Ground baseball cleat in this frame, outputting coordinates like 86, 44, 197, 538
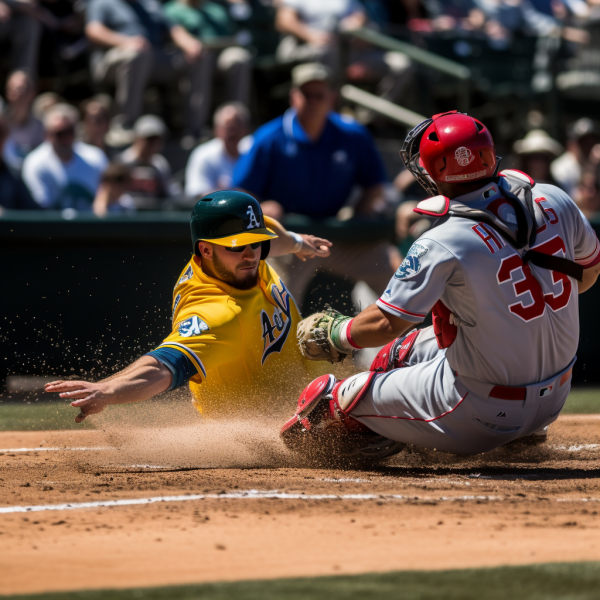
280, 372, 406, 461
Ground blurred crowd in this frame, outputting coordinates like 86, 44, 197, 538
2, 0, 600, 305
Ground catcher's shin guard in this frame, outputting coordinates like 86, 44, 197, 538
280, 372, 405, 460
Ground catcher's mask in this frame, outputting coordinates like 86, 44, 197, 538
401, 111, 500, 196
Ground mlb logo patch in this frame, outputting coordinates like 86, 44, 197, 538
539, 385, 553, 397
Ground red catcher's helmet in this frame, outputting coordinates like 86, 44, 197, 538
401, 111, 497, 196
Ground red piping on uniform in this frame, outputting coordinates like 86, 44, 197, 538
377, 299, 426, 319
357, 393, 468, 422
576, 240, 599, 261
577, 238, 600, 268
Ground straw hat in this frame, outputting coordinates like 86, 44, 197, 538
513, 130, 563, 156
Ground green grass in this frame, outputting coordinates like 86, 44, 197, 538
561, 388, 600, 414
0, 388, 599, 432
4, 562, 600, 600
0, 401, 93, 431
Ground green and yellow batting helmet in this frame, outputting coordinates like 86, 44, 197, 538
190, 190, 277, 258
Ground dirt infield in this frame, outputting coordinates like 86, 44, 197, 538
1, 415, 600, 596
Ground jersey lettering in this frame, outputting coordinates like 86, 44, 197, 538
172, 293, 181, 321
535, 197, 558, 225
471, 223, 505, 254
496, 234, 572, 322
260, 281, 292, 364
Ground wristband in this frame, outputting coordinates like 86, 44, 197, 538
289, 231, 303, 253
331, 318, 362, 353
339, 318, 362, 350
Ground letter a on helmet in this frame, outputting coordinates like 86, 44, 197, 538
400, 111, 498, 196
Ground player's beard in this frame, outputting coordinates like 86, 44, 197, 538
212, 251, 260, 290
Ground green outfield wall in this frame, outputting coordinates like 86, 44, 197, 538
0, 211, 598, 389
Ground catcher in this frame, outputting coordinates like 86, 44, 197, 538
45, 191, 330, 420
282, 111, 600, 458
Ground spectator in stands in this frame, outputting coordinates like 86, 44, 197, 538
275, 0, 366, 67
32, 92, 64, 121
2, 70, 44, 172
163, 0, 252, 133
275, 0, 412, 112
0, 114, 38, 210
79, 96, 111, 156
22, 103, 108, 210
185, 101, 250, 198
573, 164, 600, 218
473, 0, 560, 46
85, 0, 203, 145
92, 162, 135, 215
233, 62, 393, 308
513, 129, 563, 185
0, 1, 42, 76
552, 118, 600, 197
114, 115, 180, 201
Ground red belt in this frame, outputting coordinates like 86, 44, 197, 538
489, 368, 573, 401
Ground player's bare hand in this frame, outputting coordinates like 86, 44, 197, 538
295, 235, 332, 262
45, 380, 112, 423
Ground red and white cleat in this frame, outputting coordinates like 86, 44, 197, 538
280, 372, 405, 461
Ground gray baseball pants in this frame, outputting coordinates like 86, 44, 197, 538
352, 327, 574, 455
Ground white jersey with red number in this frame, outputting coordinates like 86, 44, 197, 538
377, 173, 600, 386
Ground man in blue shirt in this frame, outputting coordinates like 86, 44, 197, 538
233, 63, 394, 310
233, 62, 387, 218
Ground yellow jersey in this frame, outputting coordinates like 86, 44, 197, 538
148, 256, 325, 417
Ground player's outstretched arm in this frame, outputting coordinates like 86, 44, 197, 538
264, 216, 332, 261
578, 262, 600, 294
44, 356, 172, 423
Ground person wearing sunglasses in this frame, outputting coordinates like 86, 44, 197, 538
46, 190, 333, 422
22, 103, 108, 210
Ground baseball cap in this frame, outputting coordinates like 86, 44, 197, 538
291, 63, 333, 88
134, 115, 166, 138
513, 130, 563, 157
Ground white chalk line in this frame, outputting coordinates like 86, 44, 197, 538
0, 491, 503, 514
552, 444, 600, 451
0, 447, 110, 453
2, 490, 600, 515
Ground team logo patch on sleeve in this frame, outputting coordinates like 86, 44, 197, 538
394, 243, 429, 279
178, 315, 210, 337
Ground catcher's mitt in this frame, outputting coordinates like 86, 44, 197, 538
296, 306, 353, 363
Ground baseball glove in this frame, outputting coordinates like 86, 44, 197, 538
296, 305, 353, 363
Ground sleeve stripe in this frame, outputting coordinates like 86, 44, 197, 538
158, 342, 207, 378
377, 298, 427, 318
575, 237, 600, 267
